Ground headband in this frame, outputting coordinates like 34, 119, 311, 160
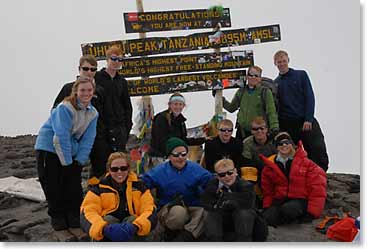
169, 96, 185, 104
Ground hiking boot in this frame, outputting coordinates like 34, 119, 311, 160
171, 230, 195, 242
66, 213, 80, 228
68, 228, 89, 241
51, 217, 68, 231
52, 229, 77, 242
163, 228, 178, 242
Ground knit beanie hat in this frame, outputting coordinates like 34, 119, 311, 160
274, 132, 294, 145
166, 137, 188, 156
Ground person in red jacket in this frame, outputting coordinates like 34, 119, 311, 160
259, 132, 327, 226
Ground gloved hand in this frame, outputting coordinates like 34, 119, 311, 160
168, 194, 185, 208
220, 199, 239, 211
73, 160, 83, 167
268, 128, 280, 140
103, 222, 137, 242
212, 89, 217, 97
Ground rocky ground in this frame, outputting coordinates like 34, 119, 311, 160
0, 135, 360, 242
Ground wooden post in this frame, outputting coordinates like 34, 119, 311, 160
136, 0, 152, 113
136, 0, 153, 132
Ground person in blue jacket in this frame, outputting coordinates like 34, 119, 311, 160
141, 137, 213, 241
273, 50, 329, 172
35, 76, 98, 233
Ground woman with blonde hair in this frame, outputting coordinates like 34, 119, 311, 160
80, 152, 156, 241
150, 92, 206, 165
260, 132, 327, 226
35, 76, 98, 233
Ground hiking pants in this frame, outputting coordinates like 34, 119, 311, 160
36, 150, 83, 220
263, 199, 307, 226
279, 117, 329, 172
89, 137, 111, 180
204, 209, 256, 241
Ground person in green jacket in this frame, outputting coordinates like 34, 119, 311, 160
222, 65, 279, 141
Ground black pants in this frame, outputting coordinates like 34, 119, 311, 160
36, 150, 83, 221
204, 209, 256, 241
263, 199, 307, 226
89, 137, 111, 179
279, 117, 329, 172
89, 126, 129, 179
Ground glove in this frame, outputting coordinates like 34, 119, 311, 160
220, 199, 239, 211
103, 222, 137, 242
212, 89, 217, 97
168, 194, 185, 208
268, 128, 280, 140
73, 160, 83, 167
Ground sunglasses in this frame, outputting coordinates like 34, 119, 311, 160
110, 56, 124, 62
110, 165, 129, 172
81, 66, 97, 72
251, 126, 266, 131
247, 73, 260, 78
276, 139, 292, 147
171, 151, 188, 158
216, 169, 235, 178
219, 128, 233, 133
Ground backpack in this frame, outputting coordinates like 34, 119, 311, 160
236, 77, 278, 128
260, 77, 278, 112
326, 217, 358, 242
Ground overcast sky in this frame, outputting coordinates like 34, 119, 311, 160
0, 0, 361, 174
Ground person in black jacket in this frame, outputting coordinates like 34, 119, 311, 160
204, 119, 244, 173
200, 159, 257, 241
52, 55, 106, 185
90, 45, 133, 183
149, 93, 205, 166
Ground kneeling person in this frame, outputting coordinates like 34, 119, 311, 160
80, 152, 157, 241
201, 159, 257, 241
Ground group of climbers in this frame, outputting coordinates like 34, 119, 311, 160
34, 48, 329, 241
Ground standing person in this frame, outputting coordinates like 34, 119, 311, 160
218, 65, 279, 141
35, 76, 98, 237
204, 119, 244, 173
273, 50, 329, 172
53, 55, 100, 108
149, 93, 206, 166
200, 159, 257, 241
80, 152, 156, 242
92, 45, 133, 180
141, 137, 213, 241
259, 132, 327, 226
52, 55, 106, 185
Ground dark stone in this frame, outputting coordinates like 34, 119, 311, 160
0, 231, 8, 240
0, 195, 21, 210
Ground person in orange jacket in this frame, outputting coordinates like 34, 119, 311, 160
80, 152, 157, 241
259, 132, 327, 226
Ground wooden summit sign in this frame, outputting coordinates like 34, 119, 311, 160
119, 50, 253, 78
127, 69, 246, 96
81, 24, 281, 59
123, 8, 231, 33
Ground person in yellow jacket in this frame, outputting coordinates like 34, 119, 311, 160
80, 152, 157, 241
